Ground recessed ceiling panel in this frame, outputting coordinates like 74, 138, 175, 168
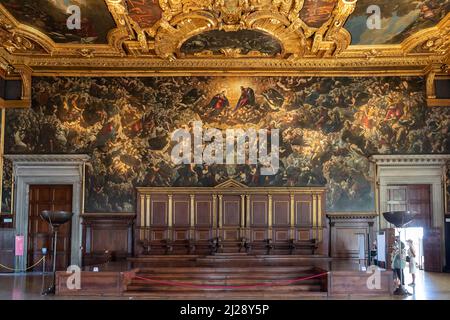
1, 0, 116, 44
180, 29, 283, 57
346, 0, 450, 45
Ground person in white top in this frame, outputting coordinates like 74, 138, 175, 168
406, 239, 417, 287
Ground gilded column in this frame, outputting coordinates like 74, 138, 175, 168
190, 194, 195, 238
290, 193, 295, 239
268, 194, 273, 228
212, 194, 217, 237
317, 193, 322, 242
218, 195, 223, 229
240, 195, 245, 228
240, 194, 246, 238
146, 194, 151, 240
140, 194, 145, 239
312, 194, 317, 240
246, 195, 251, 228
168, 194, 173, 240
245, 194, 252, 239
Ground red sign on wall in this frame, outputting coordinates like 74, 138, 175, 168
15, 235, 24, 256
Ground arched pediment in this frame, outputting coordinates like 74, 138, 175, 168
214, 179, 248, 189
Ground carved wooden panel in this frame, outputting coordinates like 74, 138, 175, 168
252, 230, 267, 241
223, 197, 240, 226
174, 230, 189, 241
298, 230, 311, 241
196, 200, 212, 226
274, 200, 289, 226
196, 230, 212, 241
224, 230, 239, 240
251, 195, 268, 227
152, 230, 166, 241
274, 230, 289, 241
173, 199, 189, 226
151, 201, 167, 226
82, 213, 134, 266
296, 198, 312, 226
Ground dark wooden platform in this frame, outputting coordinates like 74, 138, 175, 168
55, 255, 394, 298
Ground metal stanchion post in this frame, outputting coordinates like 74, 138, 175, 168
41, 248, 47, 295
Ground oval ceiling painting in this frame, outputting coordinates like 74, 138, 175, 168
180, 30, 283, 57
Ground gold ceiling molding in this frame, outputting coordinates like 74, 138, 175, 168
0, 1, 448, 75
0, 10, 41, 54
106, 0, 357, 60
0, 60, 32, 108
11, 55, 443, 77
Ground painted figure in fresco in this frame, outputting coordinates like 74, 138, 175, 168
94, 121, 117, 148
127, 0, 163, 28
385, 93, 405, 121
208, 90, 230, 115
262, 88, 284, 110
78, 18, 99, 44
234, 86, 256, 112
420, 0, 443, 22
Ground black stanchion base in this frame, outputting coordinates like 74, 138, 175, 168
393, 286, 411, 296
41, 284, 55, 296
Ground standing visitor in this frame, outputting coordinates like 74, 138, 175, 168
406, 239, 417, 287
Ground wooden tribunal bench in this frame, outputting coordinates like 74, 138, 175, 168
135, 179, 327, 256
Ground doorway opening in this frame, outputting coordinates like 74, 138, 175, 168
395, 227, 424, 270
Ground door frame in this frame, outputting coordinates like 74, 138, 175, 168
5, 154, 89, 272
370, 154, 450, 271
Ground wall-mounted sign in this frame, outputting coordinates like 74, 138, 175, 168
15, 235, 24, 256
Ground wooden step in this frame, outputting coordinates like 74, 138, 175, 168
129, 255, 200, 261
134, 266, 321, 273
129, 278, 322, 286
212, 252, 249, 256
131, 273, 321, 280
126, 283, 323, 292
122, 291, 328, 299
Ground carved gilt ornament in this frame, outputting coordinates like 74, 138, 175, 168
0, 1, 448, 74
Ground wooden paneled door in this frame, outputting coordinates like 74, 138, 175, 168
423, 228, 442, 272
28, 185, 72, 271
386, 184, 440, 271
386, 185, 431, 228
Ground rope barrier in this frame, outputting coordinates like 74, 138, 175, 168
133, 271, 329, 289
0, 256, 45, 272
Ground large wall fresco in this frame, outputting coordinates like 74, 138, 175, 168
346, 0, 450, 45
1, 159, 12, 213
2, 76, 450, 213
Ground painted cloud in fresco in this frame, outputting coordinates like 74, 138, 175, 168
3, 76, 450, 213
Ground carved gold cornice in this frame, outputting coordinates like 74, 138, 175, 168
327, 212, 378, 221
0, 2, 449, 75
104, 0, 357, 60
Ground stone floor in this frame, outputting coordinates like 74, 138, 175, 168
0, 269, 449, 300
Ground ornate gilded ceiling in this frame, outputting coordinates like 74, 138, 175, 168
0, 0, 449, 75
